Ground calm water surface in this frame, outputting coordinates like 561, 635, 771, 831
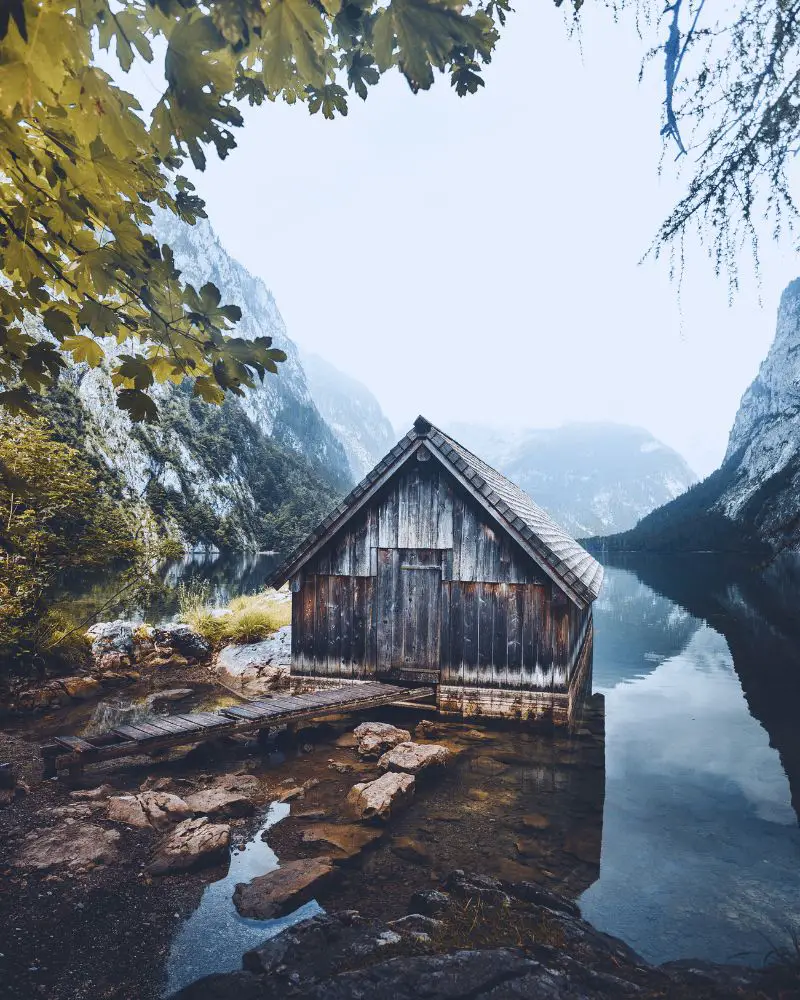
583, 556, 800, 964
53, 551, 800, 973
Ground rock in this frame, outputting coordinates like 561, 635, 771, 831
148, 817, 230, 875
295, 809, 327, 821
386, 913, 444, 941
170, 972, 264, 1000
214, 773, 261, 796
94, 651, 132, 674
242, 911, 400, 981
278, 786, 305, 802
145, 687, 194, 709
353, 722, 412, 758
301, 823, 383, 859
14, 822, 120, 871
407, 889, 453, 917
232, 857, 336, 918
107, 791, 192, 830
390, 836, 432, 865
214, 628, 291, 693
14, 682, 65, 713
520, 812, 550, 831
60, 676, 102, 700
471, 755, 509, 774
107, 794, 150, 828
70, 784, 114, 801
328, 759, 355, 774
514, 837, 550, 859
444, 870, 510, 908
185, 787, 255, 818
48, 802, 103, 819
346, 772, 415, 822
504, 881, 580, 918
86, 620, 136, 657
378, 742, 449, 774
152, 623, 211, 661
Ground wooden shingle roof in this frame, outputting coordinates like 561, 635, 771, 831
268, 416, 604, 608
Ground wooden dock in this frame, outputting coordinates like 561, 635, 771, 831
40, 682, 434, 779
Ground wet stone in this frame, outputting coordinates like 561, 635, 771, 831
184, 787, 255, 819
301, 823, 384, 859
148, 817, 231, 875
378, 742, 449, 775
346, 772, 415, 822
232, 857, 337, 919
353, 722, 412, 759
391, 836, 433, 866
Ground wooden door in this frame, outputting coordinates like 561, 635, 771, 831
376, 548, 442, 684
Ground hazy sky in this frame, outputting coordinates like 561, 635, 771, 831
127, 4, 798, 477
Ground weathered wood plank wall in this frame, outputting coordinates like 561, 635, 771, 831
290, 461, 592, 702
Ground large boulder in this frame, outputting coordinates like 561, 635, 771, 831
107, 791, 192, 831
353, 722, 411, 759
13, 822, 120, 871
214, 626, 291, 694
378, 742, 450, 775
346, 772, 415, 822
232, 857, 337, 919
152, 623, 211, 661
86, 620, 136, 657
147, 816, 230, 875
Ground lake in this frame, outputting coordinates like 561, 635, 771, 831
56, 550, 800, 971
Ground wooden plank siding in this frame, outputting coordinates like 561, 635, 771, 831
287, 457, 593, 719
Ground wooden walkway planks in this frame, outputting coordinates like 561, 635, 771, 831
40, 682, 434, 778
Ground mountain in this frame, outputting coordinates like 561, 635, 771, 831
301, 352, 395, 480
599, 279, 800, 555
34, 211, 356, 553
448, 422, 696, 537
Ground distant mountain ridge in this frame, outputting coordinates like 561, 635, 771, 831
447, 422, 697, 537
597, 279, 800, 555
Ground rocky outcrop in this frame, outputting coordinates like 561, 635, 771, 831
147, 816, 231, 875
353, 722, 411, 759
378, 742, 449, 774
173, 872, 789, 1000
346, 772, 415, 822
232, 857, 337, 919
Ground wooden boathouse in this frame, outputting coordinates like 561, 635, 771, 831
268, 417, 604, 723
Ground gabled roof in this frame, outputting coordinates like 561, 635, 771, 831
268, 416, 604, 608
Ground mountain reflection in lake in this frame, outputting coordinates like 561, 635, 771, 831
582, 557, 800, 966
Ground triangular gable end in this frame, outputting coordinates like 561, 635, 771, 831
267, 416, 603, 609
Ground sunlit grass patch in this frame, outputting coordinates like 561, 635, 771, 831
178, 584, 291, 647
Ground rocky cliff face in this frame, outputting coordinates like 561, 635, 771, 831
449, 423, 696, 537
301, 352, 395, 480
36, 211, 356, 552
601, 279, 800, 554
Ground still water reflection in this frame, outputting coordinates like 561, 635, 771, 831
582, 558, 800, 965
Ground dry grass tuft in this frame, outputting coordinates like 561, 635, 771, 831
179, 587, 291, 647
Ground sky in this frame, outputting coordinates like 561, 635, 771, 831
123, 4, 799, 477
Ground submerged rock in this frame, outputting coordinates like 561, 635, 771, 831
14, 822, 120, 871
378, 742, 449, 775
148, 817, 231, 875
145, 687, 194, 709
390, 836, 432, 866
346, 772, 415, 822
353, 722, 411, 758
60, 676, 102, 700
301, 823, 384, 859
232, 857, 337, 919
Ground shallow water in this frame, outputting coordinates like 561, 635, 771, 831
163, 802, 322, 996
17, 553, 800, 981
